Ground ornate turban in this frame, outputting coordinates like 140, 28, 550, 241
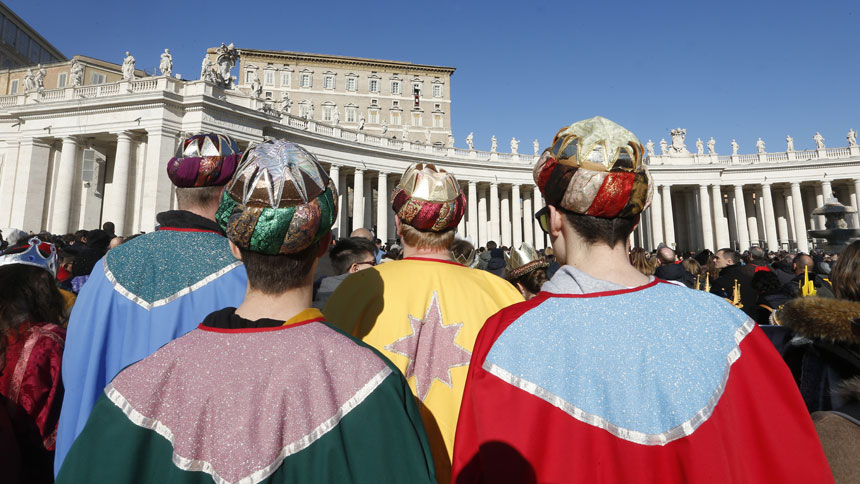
504, 243, 548, 279
391, 163, 466, 232
216, 140, 338, 255
533, 116, 653, 218
167, 133, 241, 187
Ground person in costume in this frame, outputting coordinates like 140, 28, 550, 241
504, 243, 549, 300
451, 116, 832, 483
324, 162, 523, 483
56, 139, 436, 484
0, 238, 67, 483
54, 133, 248, 472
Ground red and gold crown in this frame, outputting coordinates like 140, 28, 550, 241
391, 163, 466, 232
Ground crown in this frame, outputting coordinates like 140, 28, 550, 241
550, 116, 645, 172
396, 163, 461, 203
0, 237, 58, 276
504, 243, 548, 279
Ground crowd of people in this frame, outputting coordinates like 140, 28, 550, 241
0, 117, 856, 482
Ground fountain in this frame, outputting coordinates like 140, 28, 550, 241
808, 197, 860, 253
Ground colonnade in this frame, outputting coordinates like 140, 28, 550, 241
637, 179, 860, 253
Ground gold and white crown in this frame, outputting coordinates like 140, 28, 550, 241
504, 243, 549, 279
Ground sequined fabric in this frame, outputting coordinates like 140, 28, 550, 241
391, 163, 466, 232
167, 134, 241, 188
107, 322, 392, 484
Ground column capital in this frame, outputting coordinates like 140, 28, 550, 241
760, 181, 773, 187
60, 135, 80, 144
790, 180, 801, 187
112, 131, 134, 141
354, 167, 365, 175
468, 180, 477, 187
377, 170, 388, 177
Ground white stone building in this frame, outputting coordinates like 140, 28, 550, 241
1, 57, 859, 254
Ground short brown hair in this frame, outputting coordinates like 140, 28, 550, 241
564, 210, 637, 248
508, 267, 549, 295
239, 241, 318, 294
629, 247, 656, 276
399, 223, 455, 251
831, 240, 860, 302
176, 186, 223, 210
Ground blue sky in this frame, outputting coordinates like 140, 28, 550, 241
11, 0, 859, 153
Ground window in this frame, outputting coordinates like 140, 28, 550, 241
434, 103, 441, 111
346, 76, 357, 91
323, 75, 335, 90
433, 84, 442, 98
245, 70, 256, 84
412, 83, 422, 96
322, 104, 333, 121
58, 73, 67, 88
300, 73, 312, 88
433, 114, 443, 128
391, 80, 401, 95
265, 91, 272, 100
369, 79, 379, 92
368, 109, 379, 124
412, 113, 422, 127
392, 100, 399, 108
264, 70, 274, 86
15, 29, 28, 56
9, 79, 17, 95
28, 41, 39, 63
346, 106, 357, 123
370, 98, 379, 107
281, 71, 291, 87
3, 19, 16, 46
299, 102, 310, 117
91, 72, 106, 84
390, 111, 401, 125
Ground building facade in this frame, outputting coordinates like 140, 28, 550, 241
0, 51, 858, 254
0, 2, 64, 70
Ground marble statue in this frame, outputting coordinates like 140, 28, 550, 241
70, 59, 84, 86
466, 132, 474, 150
847, 128, 857, 147
491, 135, 497, 153
201, 56, 215, 83
308, 102, 315, 119
358, 115, 365, 130
214, 42, 240, 88
122, 52, 135, 80
279, 95, 292, 114
23, 69, 35, 92
669, 127, 688, 154
731, 139, 739, 155
645, 140, 655, 157
159, 49, 173, 77
814, 132, 826, 150
381, 121, 388, 134
402, 123, 410, 141
447, 134, 455, 148
696, 138, 704, 155
756, 138, 766, 154
250, 77, 262, 98
533, 139, 540, 156
425, 128, 432, 144
332, 107, 340, 125
707, 137, 716, 154
659, 138, 668, 155
510, 137, 519, 155
786, 135, 795, 152
34, 64, 46, 90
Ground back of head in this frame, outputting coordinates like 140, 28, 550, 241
350, 228, 373, 241
391, 162, 466, 251
330, 237, 378, 275
717, 248, 740, 266
793, 253, 814, 275
751, 270, 783, 297
629, 247, 656, 276
486, 241, 498, 250
102, 221, 116, 236
450, 238, 476, 267
830, 241, 860, 301
169, 133, 242, 215
532, 116, 651, 248
749, 246, 766, 262
0, 238, 65, 329
656, 247, 676, 265
217, 139, 337, 294
682, 257, 701, 276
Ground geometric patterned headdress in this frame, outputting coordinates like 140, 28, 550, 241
216, 140, 338, 255
533, 116, 653, 218
504, 242, 548, 279
0, 237, 58, 276
167, 133, 242, 188
391, 162, 466, 232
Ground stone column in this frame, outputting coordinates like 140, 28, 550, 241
500, 186, 511, 247
522, 186, 533, 248
775, 188, 790, 247
51, 136, 79, 234
489, 182, 500, 244
732, 184, 750, 251
8, 139, 52, 231
853, 179, 860, 228
329, 165, 342, 238
352, 168, 364, 230
744, 190, 760, 246
139, 128, 179, 232
478, 185, 488, 248
711, 185, 730, 249
376, 171, 388, 243
364, 176, 372, 230
339, 171, 349, 237
103, 132, 133, 235
760, 183, 779, 251
467, 181, 478, 241
650, 185, 664, 247
790, 182, 809, 252
661, 185, 675, 248
512, 184, 522, 247
698, 184, 714, 251
814, 183, 826, 229
532, 190, 543, 249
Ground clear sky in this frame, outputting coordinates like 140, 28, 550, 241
11, 0, 860, 154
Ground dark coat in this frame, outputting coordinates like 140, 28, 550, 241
813, 377, 860, 483
710, 264, 757, 318
655, 263, 695, 288
782, 272, 835, 299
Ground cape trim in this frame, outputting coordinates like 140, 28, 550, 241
539, 278, 659, 300
104, 365, 393, 484
483, 317, 756, 446
157, 227, 224, 235
104, 261, 243, 311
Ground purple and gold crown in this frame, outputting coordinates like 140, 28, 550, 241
534, 116, 652, 218
504, 243, 548, 279
0, 237, 58, 276
391, 163, 466, 232
167, 133, 241, 188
